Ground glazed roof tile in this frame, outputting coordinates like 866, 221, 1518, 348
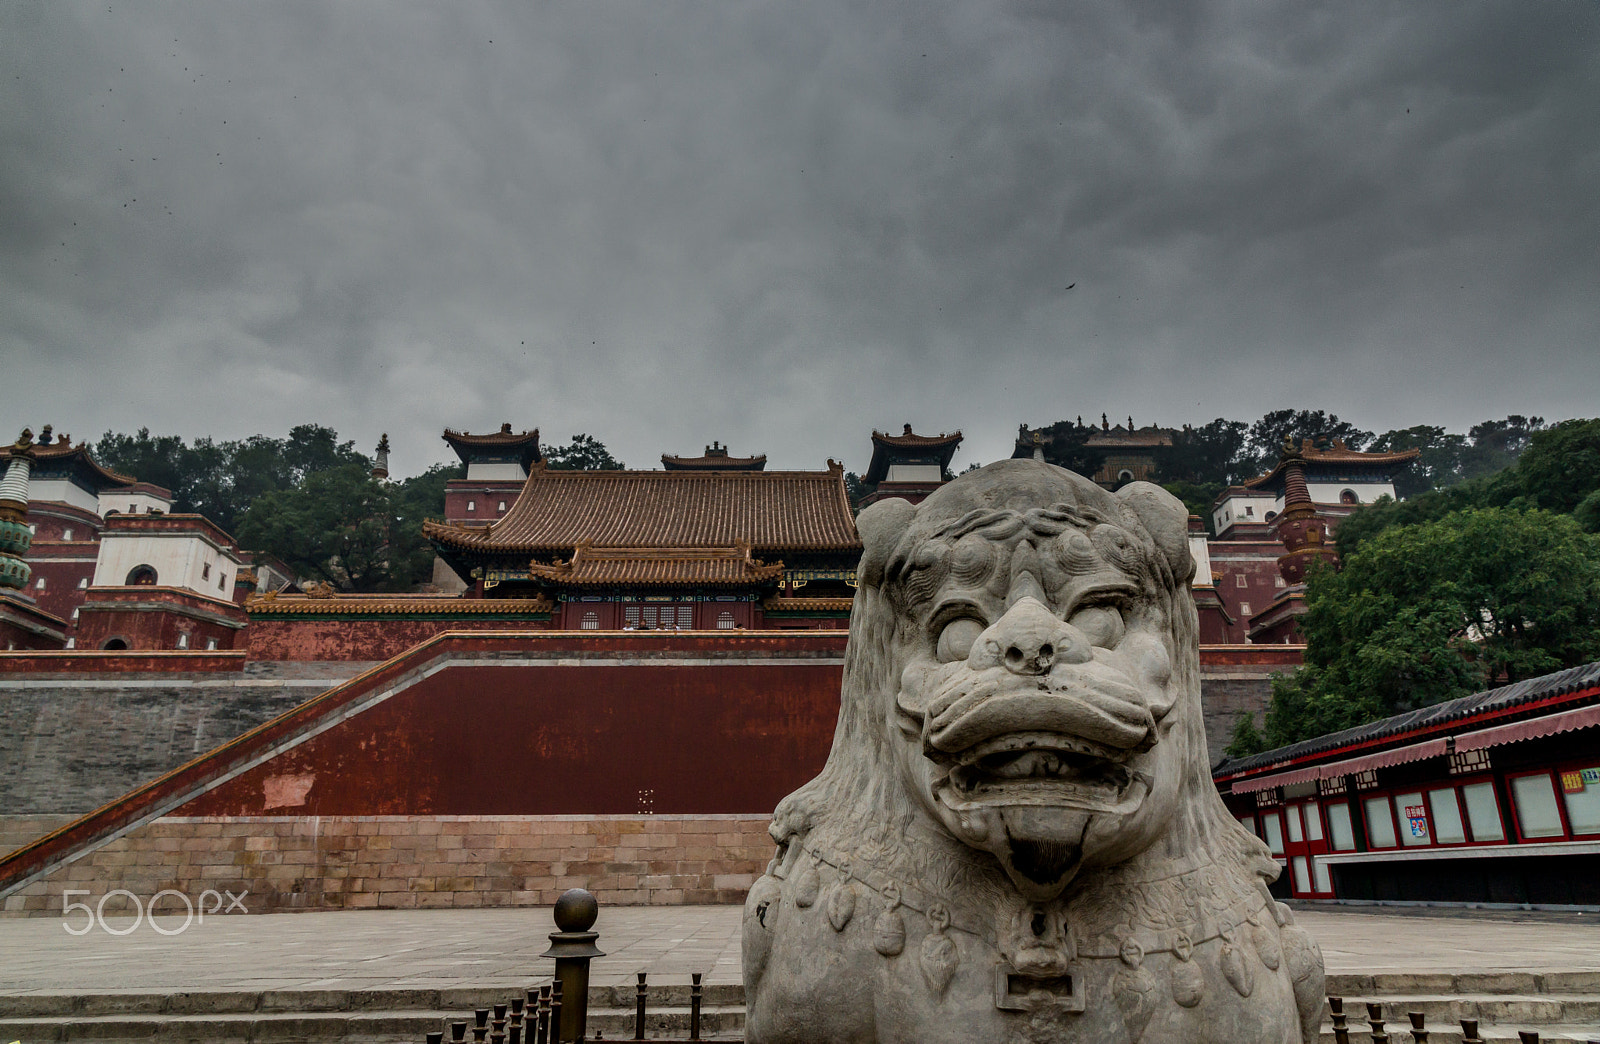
424, 466, 860, 554
441, 425, 541, 466
763, 595, 855, 612
527, 547, 784, 587
1214, 659, 1600, 779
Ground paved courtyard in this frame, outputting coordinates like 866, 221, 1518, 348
1, 905, 1597, 996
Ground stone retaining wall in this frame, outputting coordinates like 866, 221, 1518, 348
1, 814, 774, 917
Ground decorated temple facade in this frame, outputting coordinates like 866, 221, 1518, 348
424, 461, 862, 629
1208, 439, 1420, 645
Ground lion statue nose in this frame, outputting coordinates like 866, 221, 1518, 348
968, 596, 1092, 675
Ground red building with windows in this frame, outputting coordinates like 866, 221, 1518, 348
1214, 661, 1600, 905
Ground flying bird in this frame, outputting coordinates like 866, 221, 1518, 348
1065, 283, 1075, 290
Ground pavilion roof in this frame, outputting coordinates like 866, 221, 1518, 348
441, 424, 541, 466
1243, 440, 1419, 491
661, 442, 767, 471
423, 464, 860, 555
526, 546, 785, 587
1, 437, 136, 492
864, 425, 963, 484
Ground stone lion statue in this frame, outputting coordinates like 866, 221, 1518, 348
743, 460, 1323, 1044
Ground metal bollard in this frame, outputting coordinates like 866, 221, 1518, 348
1328, 996, 1349, 1044
635, 972, 648, 1040
1368, 1002, 1388, 1044
428, 1033, 445, 1044
1408, 1011, 1427, 1044
1518, 1033, 1540, 1044
550, 979, 565, 1044
543, 890, 605, 1044
689, 972, 702, 1042
1460, 1019, 1483, 1044
537, 984, 552, 1044
452, 1021, 468, 1043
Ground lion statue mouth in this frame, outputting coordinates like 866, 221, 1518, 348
931, 729, 1149, 815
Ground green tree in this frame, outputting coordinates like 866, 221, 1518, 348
1508, 418, 1600, 514
1244, 410, 1373, 476
95, 424, 368, 533
544, 434, 624, 470
1023, 420, 1107, 480
1368, 425, 1467, 498
236, 463, 426, 592
843, 471, 877, 512
1156, 418, 1250, 486
1460, 415, 1545, 482
1263, 508, 1600, 747
1224, 713, 1268, 759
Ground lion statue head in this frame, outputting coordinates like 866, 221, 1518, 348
743, 461, 1325, 1044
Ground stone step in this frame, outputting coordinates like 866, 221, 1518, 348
1318, 1024, 1600, 1044
0, 983, 745, 1019
1326, 973, 1600, 997
0, 1004, 746, 1042
1327, 995, 1600, 1025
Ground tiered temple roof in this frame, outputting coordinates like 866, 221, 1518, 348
441, 423, 542, 469
525, 546, 786, 587
661, 442, 767, 471
426, 465, 858, 554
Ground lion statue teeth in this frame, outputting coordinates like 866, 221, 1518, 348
742, 459, 1323, 1044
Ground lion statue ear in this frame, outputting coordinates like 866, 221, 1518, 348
1116, 481, 1195, 584
855, 497, 918, 588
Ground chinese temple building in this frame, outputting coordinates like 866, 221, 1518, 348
1012, 416, 1176, 490
424, 461, 861, 629
662, 442, 766, 471
1214, 660, 1600, 905
0, 430, 70, 650
860, 425, 963, 506
1207, 439, 1420, 645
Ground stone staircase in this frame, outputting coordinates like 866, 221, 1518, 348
0, 982, 745, 1042
1323, 971, 1600, 1044
5, 972, 1599, 1042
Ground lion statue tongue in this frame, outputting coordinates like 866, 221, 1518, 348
741, 459, 1325, 1044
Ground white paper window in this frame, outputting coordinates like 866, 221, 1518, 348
678, 605, 694, 627
78, 577, 88, 588
1428, 788, 1467, 844
1291, 856, 1310, 893
1364, 796, 1397, 848
1312, 856, 1332, 893
1262, 813, 1285, 855
1511, 774, 1565, 839
1326, 802, 1356, 851
1461, 782, 1505, 842
1560, 771, 1600, 835
1303, 801, 1324, 841
580, 612, 600, 630
624, 606, 640, 627
1397, 791, 1431, 846
1286, 805, 1303, 843
498, 501, 507, 511
716, 611, 736, 629
1240, 602, 1251, 616
62, 528, 73, 540
176, 633, 189, 649
467, 500, 476, 511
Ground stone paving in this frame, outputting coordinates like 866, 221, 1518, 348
1, 905, 1597, 997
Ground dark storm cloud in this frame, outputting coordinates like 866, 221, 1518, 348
2, 0, 1596, 476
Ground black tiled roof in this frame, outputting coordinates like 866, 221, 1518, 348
1214, 660, 1600, 778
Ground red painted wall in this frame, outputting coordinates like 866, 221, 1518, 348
74, 588, 245, 651
178, 659, 843, 817
246, 616, 556, 661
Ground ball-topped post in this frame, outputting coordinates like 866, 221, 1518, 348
541, 888, 605, 1043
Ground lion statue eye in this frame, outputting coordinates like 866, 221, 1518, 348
935, 617, 985, 662
1067, 604, 1125, 648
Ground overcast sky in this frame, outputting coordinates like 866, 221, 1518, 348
3, 1, 1597, 478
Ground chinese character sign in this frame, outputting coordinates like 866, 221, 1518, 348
1405, 804, 1429, 839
